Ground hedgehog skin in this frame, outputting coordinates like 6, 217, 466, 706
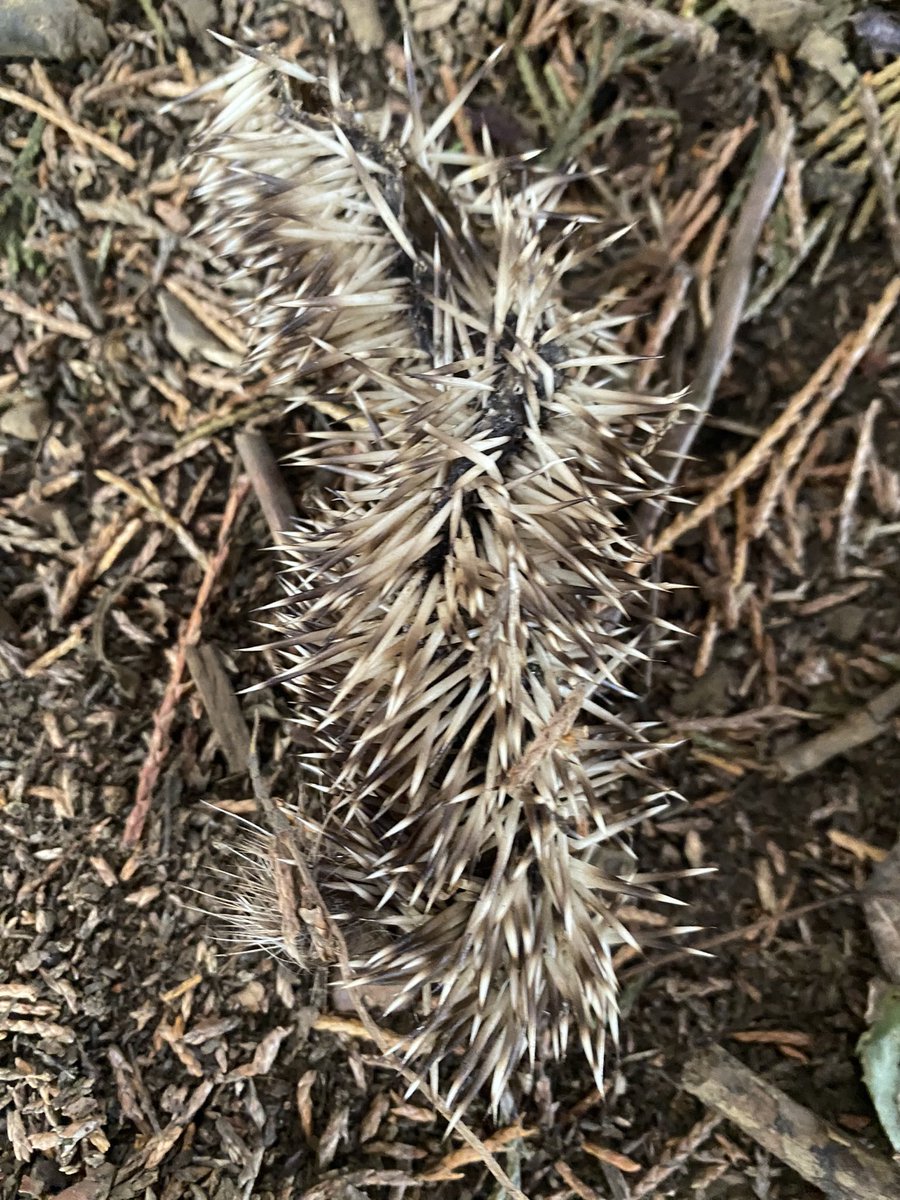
194, 45, 689, 1114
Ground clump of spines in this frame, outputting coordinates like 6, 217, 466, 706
193, 38, 694, 1116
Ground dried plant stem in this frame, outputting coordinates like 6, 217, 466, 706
185, 642, 251, 774
624, 892, 855, 980
752, 381, 835, 541
438, 64, 478, 158
774, 679, 900, 782
122, 478, 250, 847
24, 615, 92, 677
176, 397, 279, 447
683, 1046, 900, 1200
338, 0, 385, 51
0, 84, 137, 169
95, 469, 211, 570
835, 398, 881, 576
630, 1111, 723, 1200
580, 0, 717, 54
653, 274, 900, 554
635, 264, 692, 389
235, 431, 298, 545
667, 119, 754, 246
302, 1170, 419, 1197
637, 111, 794, 543
422, 1123, 535, 1182
56, 507, 141, 624
164, 278, 245, 356
0, 287, 94, 341
554, 1159, 601, 1199
665, 111, 793, 467
858, 83, 900, 268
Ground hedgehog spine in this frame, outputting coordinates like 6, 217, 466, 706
194, 39, 691, 1116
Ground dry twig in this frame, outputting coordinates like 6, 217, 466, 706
56, 511, 142, 624
630, 1111, 723, 1199
835, 399, 881, 577
624, 893, 856, 981
121, 478, 250, 846
554, 1159, 602, 1200
654, 275, 900, 553
579, 0, 717, 54
164, 278, 246, 356
0, 84, 137, 169
0, 288, 94, 341
683, 1046, 900, 1200
235, 431, 299, 545
638, 111, 794, 541
858, 82, 900, 268
95, 470, 211, 571
421, 1123, 535, 1182
774, 679, 900, 782
184, 642, 252, 774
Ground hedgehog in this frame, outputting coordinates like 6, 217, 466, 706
191, 37, 697, 1117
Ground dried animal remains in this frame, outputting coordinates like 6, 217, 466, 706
192, 38, 693, 1115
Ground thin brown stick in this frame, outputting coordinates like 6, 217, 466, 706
95, 469, 210, 570
438, 64, 478, 159
753, 383, 834, 541
637, 111, 794, 542
630, 1111, 723, 1200
338, 0, 384, 51
185, 642, 252, 774
164, 278, 245, 356
235, 431, 298, 545
668, 704, 813, 734
622, 892, 855, 980
682, 1046, 900, 1200
0, 85, 137, 170
31, 60, 89, 156
634, 264, 692, 390
668, 120, 755, 236
695, 209, 731, 329
422, 1123, 535, 1182
774, 679, 900, 782
858, 82, 900, 268
56, 510, 141, 625
23, 615, 92, 678
301, 1171, 419, 1199
121, 478, 250, 847
0, 288, 94, 341
653, 274, 900, 553
554, 1159, 601, 1200
835, 398, 881, 577
580, 0, 717, 53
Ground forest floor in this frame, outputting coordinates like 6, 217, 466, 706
2, 1, 900, 1198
